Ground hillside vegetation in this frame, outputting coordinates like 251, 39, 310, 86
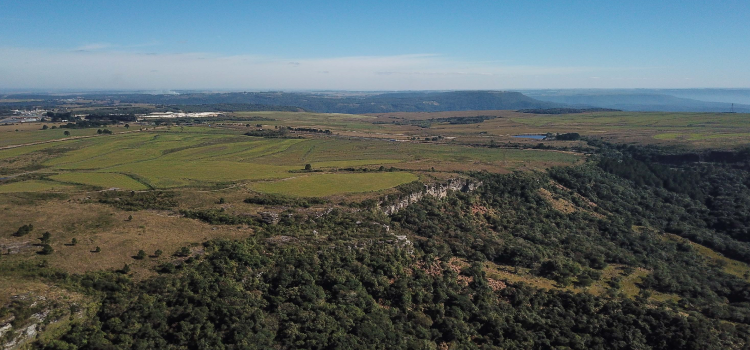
0, 140, 748, 349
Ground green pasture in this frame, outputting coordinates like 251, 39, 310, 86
0, 126, 103, 147
654, 132, 750, 141
253, 138, 579, 167
235, 111, 383, 131
512, 112, 750, 129
408, 144, 580, 164
0, 142, 68, 160
254, 139, 412, 165
1, 123, 583, 194
50, 172, 149, 190
104, 160, 297, 188
0, 180, 77, 193
252, 172, 418, 197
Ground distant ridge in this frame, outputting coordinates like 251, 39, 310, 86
1, 91, 560, 114
517, 108, 621, 114
522, 90, 750, 113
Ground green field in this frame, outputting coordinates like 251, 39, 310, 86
252, 172, 418, 197
0, 125, 103, 147
0, 180, 77, 193
0, 114, 587, 196
50, 172, 149, 190
507, 111, 750, 147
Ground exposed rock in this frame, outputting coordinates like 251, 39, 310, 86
259, 211, 280, 224
380, 178, 482, 215
266, 235, 297, 244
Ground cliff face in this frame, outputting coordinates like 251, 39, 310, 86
380, 178, 481, 215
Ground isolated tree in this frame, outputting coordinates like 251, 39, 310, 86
97, 129, 103, 134
39, 244, 54, 255
64, 131, 70, 136
94, 246, 101, 253
40, 231, 51, 244
175, 247, 191, 257
135, 250, 147, 260
124, 124, 130, 129
71, 238, 78, 246
305, 164, 312, 171
120, 264, 130, 274
127, 215, 133, 221
218, 197, 226, 204
42, 125, 48, 130
14, 224, 33, 237
154, 249, 163, 257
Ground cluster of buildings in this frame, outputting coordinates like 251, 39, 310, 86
139, 112, 223, 119
1, 110, 226, 125
0, 109, 48, 125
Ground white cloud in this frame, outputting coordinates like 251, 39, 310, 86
0, 46, 742, 90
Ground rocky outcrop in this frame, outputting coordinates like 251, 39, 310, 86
259, 212, 280, 225
1, 293, 89, 350
380, 178, 482, 215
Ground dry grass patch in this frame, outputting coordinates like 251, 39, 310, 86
664, 233, 750, 281
538, 188, 576, 214
0, 199, 254, 278
483, 261, 680, 302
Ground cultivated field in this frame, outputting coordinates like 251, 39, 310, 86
364, 110, 750, 148
0, 119, 582, 195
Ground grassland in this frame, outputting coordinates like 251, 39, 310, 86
252, 172, 418, 197
50, 173, 149, 190
0, 116, 583, 194
0, 123, 105, 147
365, 110, 750, 148
0, 198, 253, 280
0, 180, 77, 193
482, 261, 679, 303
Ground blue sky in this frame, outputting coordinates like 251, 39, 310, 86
1, 0, 749, 90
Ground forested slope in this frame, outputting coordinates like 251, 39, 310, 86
30, 143, 750, 349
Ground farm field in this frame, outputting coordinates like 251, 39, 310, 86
0, 121, 582, 195
365, 110, 750, 148
0, 123, 106, 147
50, 172, 149, 190
0, 180, 77, 193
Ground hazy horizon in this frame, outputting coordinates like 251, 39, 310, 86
2, 1, 749, 90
